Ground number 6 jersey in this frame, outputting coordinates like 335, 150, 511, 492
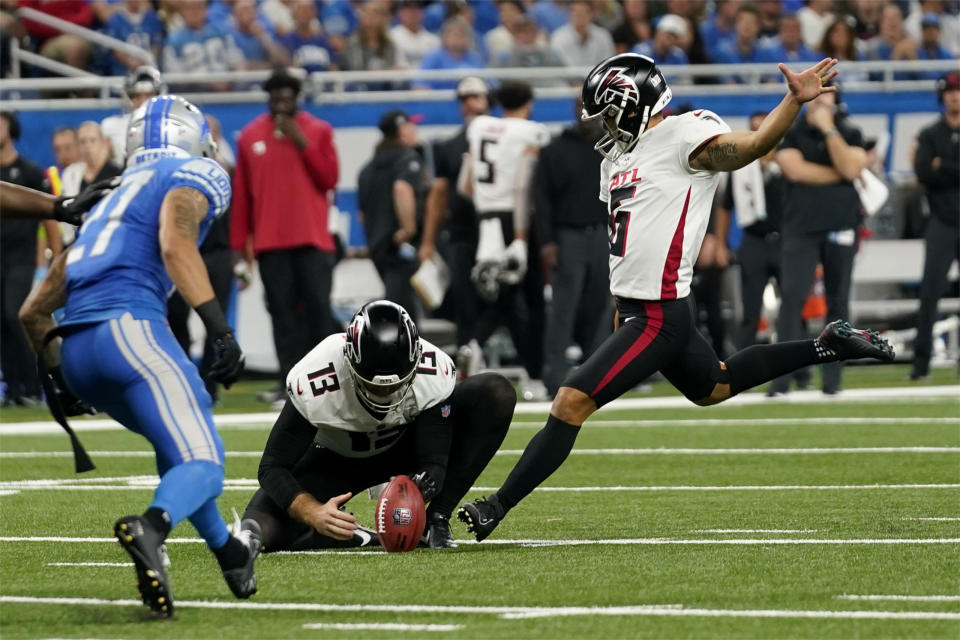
600, 109, 730, 301
285, 333, 457, 458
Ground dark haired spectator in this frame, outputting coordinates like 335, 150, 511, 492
51, 127, 79, 173
102, 0, 164, 77
550, 0, 615, 67
232, 70, 340, 404
338, 0, 407, 90
485, 0, 527, 62
358, 110, 427, 319
163, 0, 244, 87
229, 0, 292, 70
530, 0, 569, 34
611, 0, 651, 54
757, 0, 782, 40
419, 18, 485, 89
913, 14, 954, 77
906, 0, 960, 56
760, 13, 820, 68
280, 0, 336, 72
797, 0, 835, 50
494, 13, 565, 76
700, 0, 739, 62
633, 14, 690, 73
819, 19, 868, 82
392, 1, 440, 68
862, 5, 915, 62
715, 5, 765, 82
850, 0, 883, 42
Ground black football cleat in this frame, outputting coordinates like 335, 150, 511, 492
223, 519, 261, 599
420, 512, 458, 549
114, 515, 173, 617
817, 320, 895, 363
457, 494, 506, 542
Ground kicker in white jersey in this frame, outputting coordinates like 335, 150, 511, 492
285, 333, 457, 458
466, 114, 550, 213
599, 109, 731, 301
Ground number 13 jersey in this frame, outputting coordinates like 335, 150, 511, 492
286, 333, 457, 458
600, 110, 730, 301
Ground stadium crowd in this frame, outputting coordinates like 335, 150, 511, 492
0, 0, 956, 85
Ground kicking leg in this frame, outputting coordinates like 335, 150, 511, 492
459, 300, 688, 541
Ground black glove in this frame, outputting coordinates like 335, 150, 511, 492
48, 366, 96, 417
208, 332, 245, 389
410, 470, 439, 503
53, 176, 120, 225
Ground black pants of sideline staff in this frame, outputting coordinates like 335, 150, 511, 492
259, 247, 336, 388
168, 248, 234, 401
0, 263, 40, 402
913, 216, 960, 378
770, 229, 855, 395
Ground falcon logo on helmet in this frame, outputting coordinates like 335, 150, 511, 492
594, 67, 640, 108
581, 54, 673, 162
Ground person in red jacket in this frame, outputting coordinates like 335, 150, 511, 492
19, 0, 94, 73
232, 69, 340, 402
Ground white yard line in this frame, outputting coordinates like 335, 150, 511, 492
511, 417, 960, 428
0, 490, 20, 496
2, 479, 959, 492
902, 517, 960, 521
4, 446, 958, 460
837, 595, 960, 602
2, 536, 958, 546
46, 562, 132, 567
0, 596, 956, 621
1, 385, 956, 434
693, 529, 818, 534
302, 623, 464, 631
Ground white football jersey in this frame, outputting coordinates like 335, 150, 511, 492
599, 110, 731, 301
467, 115, 550, 213
285, 333, 457, 458
101, 113, 132, 170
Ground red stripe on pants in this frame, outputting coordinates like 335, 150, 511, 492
660, 186, 691, 300
591, 302, 664, 397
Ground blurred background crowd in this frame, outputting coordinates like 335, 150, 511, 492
0, 0, 957, 86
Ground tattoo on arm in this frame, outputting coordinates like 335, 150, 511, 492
167, 187, 207, 242
20, 249, 69, 361
705, 142, 739, 168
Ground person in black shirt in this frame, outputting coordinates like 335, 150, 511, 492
535, 102, 611, 397
0, 111, 60, 406
911, 72, 960, 380
358, 110, 428, 319
770, 87, 869, 395
419, 77, 490, 368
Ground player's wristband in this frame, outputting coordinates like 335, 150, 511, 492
194, 299, 231, 338
824, 127, 840, 138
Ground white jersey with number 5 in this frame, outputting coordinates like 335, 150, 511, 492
285, 333, 457, 458
467, 115, 550, 213
599, 109, 731, 301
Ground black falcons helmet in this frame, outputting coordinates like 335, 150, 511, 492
580, 53, 672, 161
343, 300, 422, 412
124, 65, 167, 98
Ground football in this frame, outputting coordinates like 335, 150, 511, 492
374, 475, 426, 553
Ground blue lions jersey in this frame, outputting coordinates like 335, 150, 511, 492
63, 156, 231, 326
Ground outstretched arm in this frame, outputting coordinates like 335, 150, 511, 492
691, 58, 839, 172
1, 181, 56, 219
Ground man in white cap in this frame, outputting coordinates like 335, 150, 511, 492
632, 13, 690, 71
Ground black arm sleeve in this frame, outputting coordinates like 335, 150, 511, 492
410, 401, 453, 489
257, 400, 317, 511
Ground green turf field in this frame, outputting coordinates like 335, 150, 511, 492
1, 366, 958, 638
